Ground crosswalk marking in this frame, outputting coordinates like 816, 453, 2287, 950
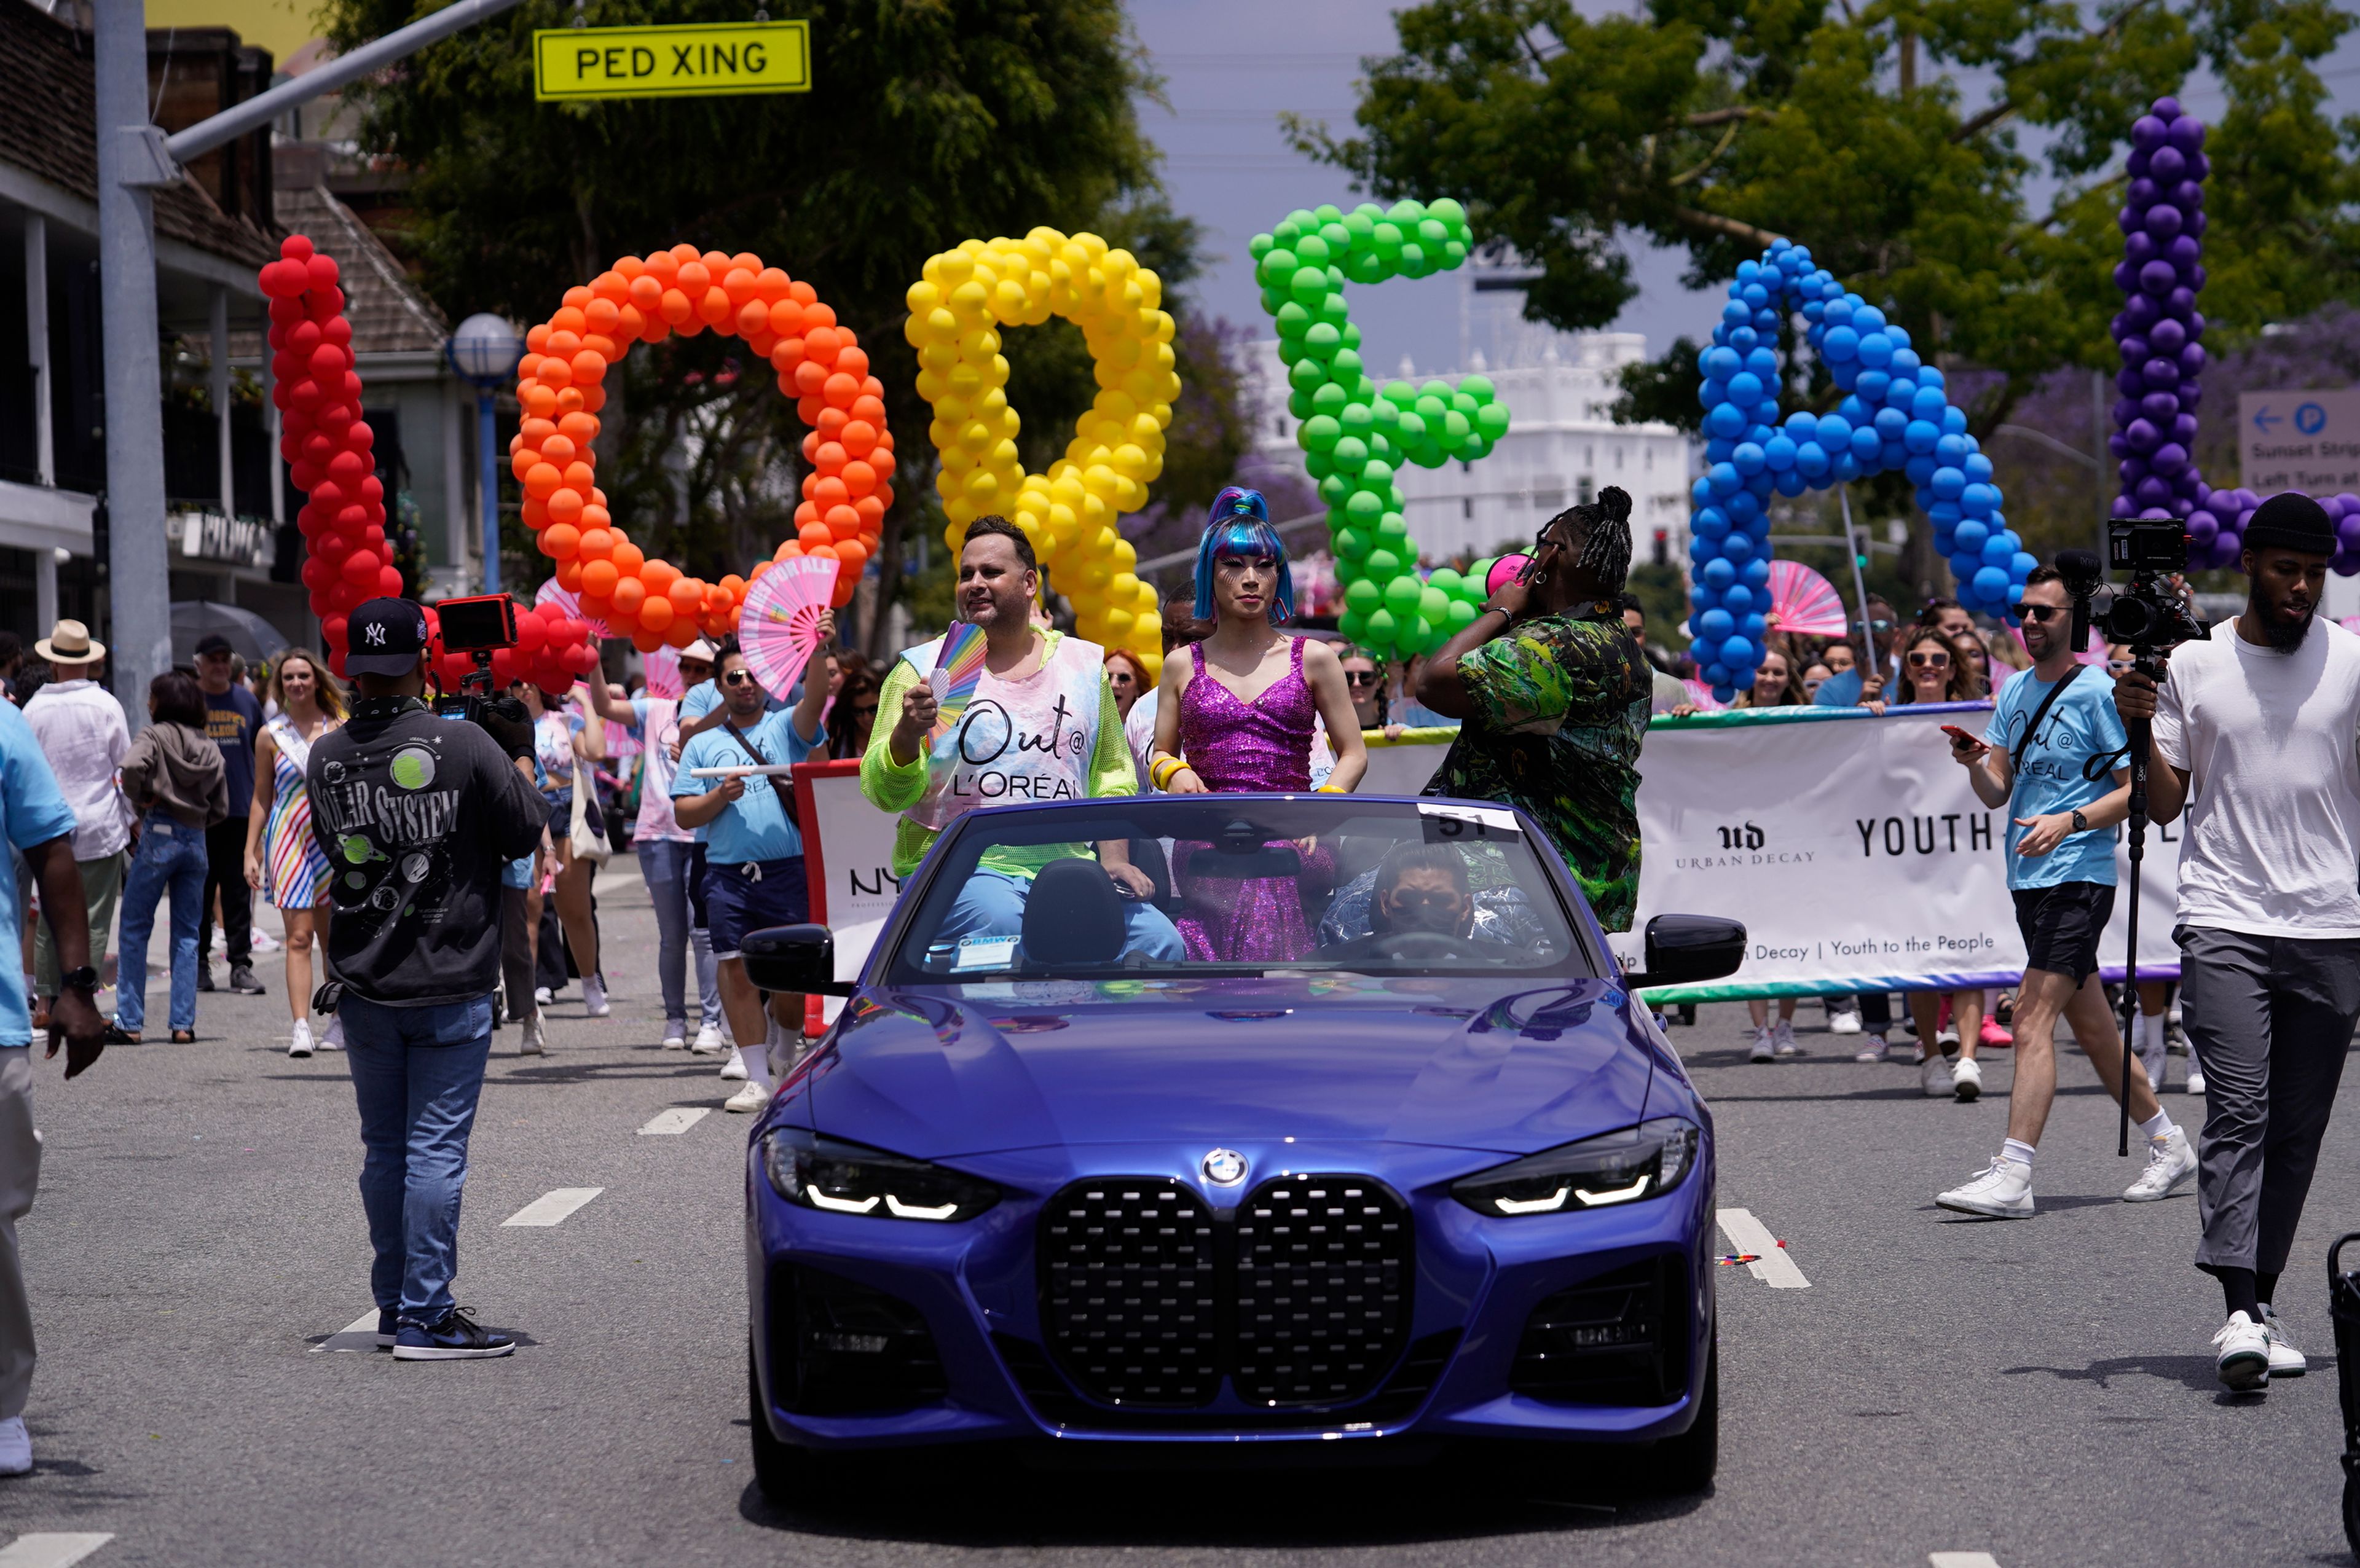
309, 1310, 382, 1354
1716, 1207, 1811, 1288
0, 1534, 116, 1567
637, 1107, 710, 1135
503, 1187, 604, 1227
1930, 1554, 2002, 1568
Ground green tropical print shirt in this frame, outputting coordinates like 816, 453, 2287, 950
1427, 610, 1652, 931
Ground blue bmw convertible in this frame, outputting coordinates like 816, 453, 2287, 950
739, 793, 1743, 1500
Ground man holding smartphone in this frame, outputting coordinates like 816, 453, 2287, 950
1935, 564, 2192, 1214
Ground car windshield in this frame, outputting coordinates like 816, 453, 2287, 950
883, 797, 1592, 984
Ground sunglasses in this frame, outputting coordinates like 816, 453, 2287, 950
722, 670, 760, 686
1345, 671, 1380, 687
1385, 888, 1465, 912
1907, 652, 1951, 667
852, 704, 879, 719
1859, 619, 1895, 633
2019, 605, 2064, 623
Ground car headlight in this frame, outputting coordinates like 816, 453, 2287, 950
763, 1127, 1002, 1223
1450, 1118, 1700, 1217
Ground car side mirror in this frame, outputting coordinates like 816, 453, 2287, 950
1640, 914, 1747, 987
740, 923, 856, 997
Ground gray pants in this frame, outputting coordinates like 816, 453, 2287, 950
0, 1049, 39, 1419
2177, 925, 2360, 1276
500, 886, 538, 1028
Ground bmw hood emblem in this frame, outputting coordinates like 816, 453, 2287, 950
1202, 1148, 1248, 1186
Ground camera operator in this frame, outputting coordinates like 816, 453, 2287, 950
1935, 565, 2190, 1218
2111, 492, 2360, 1391
307, 598, 545, 1361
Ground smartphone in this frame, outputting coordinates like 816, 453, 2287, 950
1941, 724, 1984, 748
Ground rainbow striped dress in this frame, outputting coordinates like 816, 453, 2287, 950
262, 715, 336, 909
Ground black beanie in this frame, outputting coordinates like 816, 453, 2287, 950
2242, 491, 2335, 555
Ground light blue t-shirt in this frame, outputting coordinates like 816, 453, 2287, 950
671, 707, 819, 864
0, 705, 80, 1046
1981, 667, 2129, 889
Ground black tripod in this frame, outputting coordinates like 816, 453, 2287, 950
2112, 649, 2166, 1158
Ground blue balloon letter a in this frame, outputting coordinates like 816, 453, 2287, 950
1686, 240, 2027, 699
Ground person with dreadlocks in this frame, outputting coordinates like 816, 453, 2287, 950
1414, 486, 1654, 930
1149, 488, 1366, 960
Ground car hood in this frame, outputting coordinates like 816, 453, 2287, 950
792, 976, 1654, 1161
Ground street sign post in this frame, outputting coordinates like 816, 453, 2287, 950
533, 20, 810, 100
2238, 388, 2360, 497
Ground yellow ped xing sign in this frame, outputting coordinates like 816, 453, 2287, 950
533, 20, 810, 101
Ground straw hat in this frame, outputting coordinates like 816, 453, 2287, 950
34, 620, 103, 665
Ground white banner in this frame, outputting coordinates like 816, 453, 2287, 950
1610, 704, 2182, 998
794, 759, 905, 1021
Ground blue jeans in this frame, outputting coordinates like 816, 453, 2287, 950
639, 838, 720, 1029
941, 868, 1186, 963
341, 994, 495, 1326
115, 813, 208, 1034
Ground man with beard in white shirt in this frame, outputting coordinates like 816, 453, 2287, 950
2112, 491, 2360, 1392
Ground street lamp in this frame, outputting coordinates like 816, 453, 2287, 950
447, 313, 524, 594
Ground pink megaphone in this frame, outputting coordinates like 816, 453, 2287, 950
1486, 553, 1532, 595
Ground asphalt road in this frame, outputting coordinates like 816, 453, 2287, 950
0, 856, 2353, 1568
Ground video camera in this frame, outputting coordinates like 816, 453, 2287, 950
2055, 520, 2210, 656
430, 594, 527, 727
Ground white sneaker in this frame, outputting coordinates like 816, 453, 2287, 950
661, 1024, 688, 1050
1937, 1156, 2034, 1218
320, 1014, 344, 1050
1828, 1007, 1862, 1037
2212, 1312, 2271, 1390
0, 1414, 30, 1476
1921, 1051, 1955, 1097
720, 1046, 750, 1081
1749, 1028, 1775, 1063
1953, 1056, 1983, 1102
520, 1017, 547, 1056
1772, 1019, 1800, 1057
288, 1019, 314, 1059
2123, 1126, 2197, 1201
1936, 1024, 1961, 1048
691, 1021, 725, 1055
583, 975, 610, 1018
724, 1080, 769, 1113
2186, 1062, 2206, 1096
533, 986, 553, 1006
1854, 1034, 1893, 1062
2259, 1306, 2308, 1378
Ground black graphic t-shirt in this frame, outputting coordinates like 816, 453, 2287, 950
307, 703, 546, 1006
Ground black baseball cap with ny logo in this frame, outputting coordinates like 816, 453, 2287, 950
345, 596, 430, 676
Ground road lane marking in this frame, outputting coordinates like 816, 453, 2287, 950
638, 1107, 710, 1135
503, 1187, 604, 1227
309, 1310, 382, 1354
0, 1535, 116, 1567
1716, 1208, 1811, 1288
1930, 1555, 2002, 1568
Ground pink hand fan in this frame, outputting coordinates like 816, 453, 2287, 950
535, 577, 609, 640
1763, 559, 1848, 637
737, 556, 840, 700
642, 644, 684, 700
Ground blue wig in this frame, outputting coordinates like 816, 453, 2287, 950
1192, 487, 1296, 624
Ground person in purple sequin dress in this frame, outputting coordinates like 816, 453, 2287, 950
1149, 490, 1367, 960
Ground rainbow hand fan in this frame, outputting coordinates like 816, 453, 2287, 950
737, 556, 840, 701
927, 621, 989, 744
1763, 559, 1848, 637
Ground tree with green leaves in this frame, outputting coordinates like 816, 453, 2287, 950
1300, 0, 2360, 436
324, 0, 1247, 651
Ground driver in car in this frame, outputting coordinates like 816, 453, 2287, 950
1372, 845, 1476, 938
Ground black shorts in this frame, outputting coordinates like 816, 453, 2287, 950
2013, 880, 2116, 985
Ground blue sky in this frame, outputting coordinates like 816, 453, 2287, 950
1126, 0, 2360, 372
